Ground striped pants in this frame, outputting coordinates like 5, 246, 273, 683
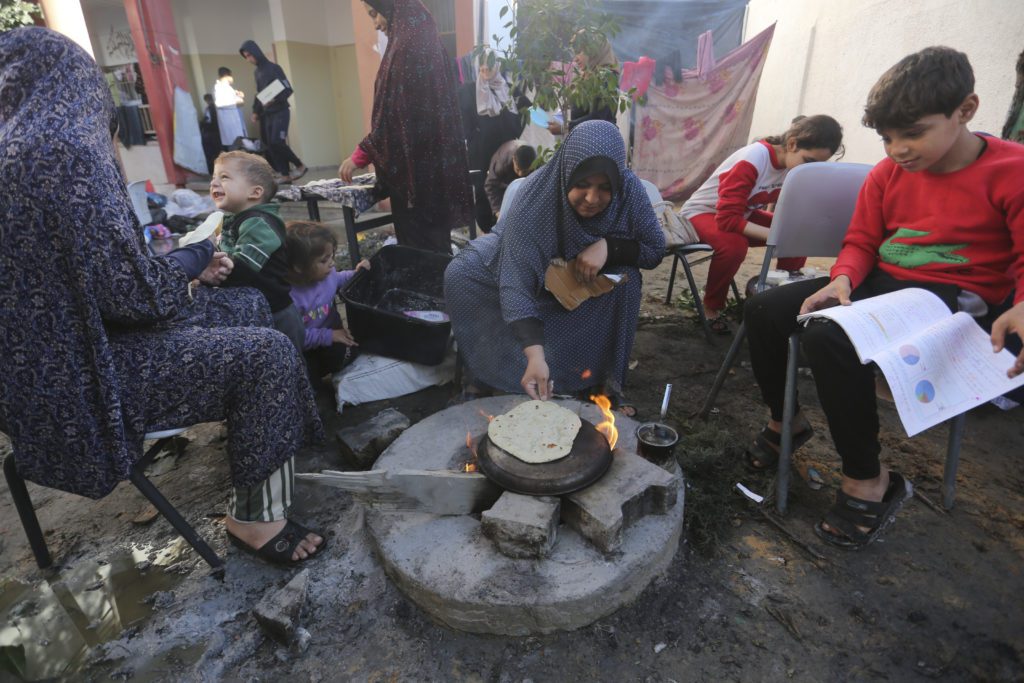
229, 456, 294, 522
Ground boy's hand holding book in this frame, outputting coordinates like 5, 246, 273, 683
799, 275, 852, 315
990, 301, 1024, 378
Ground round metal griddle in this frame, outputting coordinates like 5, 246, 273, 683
476, 418, 613, 496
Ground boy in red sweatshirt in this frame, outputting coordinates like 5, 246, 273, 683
742, 46, 1024, 549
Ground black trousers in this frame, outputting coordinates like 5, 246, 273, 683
305, 342, 358, 383
263, 109, 303, 176
744, 269, 962, 480
390, 197, 454, 255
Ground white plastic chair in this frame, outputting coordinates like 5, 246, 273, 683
696, 161, 872, 512
640, 179, 738, 342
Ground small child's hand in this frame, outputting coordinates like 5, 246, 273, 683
799, 276, 852, 315
991, 301, 1024, 378
356, 259, 371, 272
332, 327, 358, 346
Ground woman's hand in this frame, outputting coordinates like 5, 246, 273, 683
573, 239, 608, 283
332, 327, 358, 346
547, 120, 563, 136
991, 301, 1024, 378
197, 251, 233, 285
799, 275, 852, 315
521, 345, 553, 400
339, 157, 364, 183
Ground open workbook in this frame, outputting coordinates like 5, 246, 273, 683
796, 288, 1024, 436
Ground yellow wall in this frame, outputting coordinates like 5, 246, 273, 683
330, 43, 366, 158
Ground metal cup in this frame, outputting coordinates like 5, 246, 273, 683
636, 422, 679, 468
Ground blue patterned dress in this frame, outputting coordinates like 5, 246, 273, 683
444, 121, 665, 394
0, 28, 321, 499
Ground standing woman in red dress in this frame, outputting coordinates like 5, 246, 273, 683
340, 0, 472, 254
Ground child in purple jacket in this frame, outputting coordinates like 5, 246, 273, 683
286, 221, 370, 381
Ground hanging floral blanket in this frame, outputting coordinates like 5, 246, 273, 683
631, 24, 775, 202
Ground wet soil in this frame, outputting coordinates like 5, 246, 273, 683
1, 247, 1022, 682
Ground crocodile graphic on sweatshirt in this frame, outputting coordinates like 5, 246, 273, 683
879, 227, 969, 268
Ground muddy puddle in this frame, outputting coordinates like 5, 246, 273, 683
0, 539, 193, 681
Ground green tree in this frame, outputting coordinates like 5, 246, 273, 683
0, 0, 40, 31
478, 0, 630, 158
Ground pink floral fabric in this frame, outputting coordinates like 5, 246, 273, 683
632, 24, 775, 202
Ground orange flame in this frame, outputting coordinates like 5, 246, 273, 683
463, 431, 479, 472
581, 368, 593, 380
589, 394, 618, 450
478, 409, 495, 422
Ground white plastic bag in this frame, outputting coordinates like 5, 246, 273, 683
332, 351, 455, 413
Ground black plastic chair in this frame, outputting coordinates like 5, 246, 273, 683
4, 427, 225, 574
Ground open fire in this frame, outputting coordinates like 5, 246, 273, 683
589, 395, 618, 449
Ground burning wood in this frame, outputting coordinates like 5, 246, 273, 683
464, 431, 479, 472
589, 395, 618, 450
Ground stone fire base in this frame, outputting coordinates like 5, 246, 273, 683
365, 396, 686, 636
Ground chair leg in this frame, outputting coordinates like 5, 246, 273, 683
942, 413, 966, 510
129, 451, 224, 571
698, 321, 747, 419
729, 278, 742, 303
680, 259, 713, 343
3, 455, 53, 568
776, 334, 801, 515
664, 252, 680, 305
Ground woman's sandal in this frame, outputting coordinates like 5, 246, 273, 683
744, 424, 815, 471
228, 519, 328, 566
813, 471, 913, 550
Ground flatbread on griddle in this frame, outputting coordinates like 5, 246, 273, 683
488, 400, 582, 464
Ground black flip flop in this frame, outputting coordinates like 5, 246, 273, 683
228, 519, 328, 566
814, 471, 913, 550
745, 424, 814, 471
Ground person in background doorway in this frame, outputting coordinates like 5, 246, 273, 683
546, 32, 619, 136
239, 41, 307, 183
484, 141, 537, 223
339, 0, 471, 254
214, 66, 247, 151
200, 93, 221, 173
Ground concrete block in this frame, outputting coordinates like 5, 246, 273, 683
253, 569, 309, 644
482, 492, 560, 559
562, 450, 679, 553
336, 408, 411, 469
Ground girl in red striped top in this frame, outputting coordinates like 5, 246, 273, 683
680, 115, 843, 332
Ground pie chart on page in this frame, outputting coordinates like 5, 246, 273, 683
915, 379, 936, 403
899, 344, 921, 365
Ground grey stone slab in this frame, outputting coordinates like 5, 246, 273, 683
336, 408, 411, 469
365, 397, 685, 635
562, 450, 680, 553
482, 492, 560, 558
253, 569, 309, 645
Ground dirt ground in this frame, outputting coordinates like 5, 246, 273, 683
1, 218, 1022, 682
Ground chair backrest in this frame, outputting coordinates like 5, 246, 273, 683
639, 178, 662, 204
126, 180, 152, 227
767, 162, 872, 259
498, 177, 527, 218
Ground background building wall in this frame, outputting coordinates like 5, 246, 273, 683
743, 0, 1024, 164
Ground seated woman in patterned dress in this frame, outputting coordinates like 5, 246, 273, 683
444, 121, 665, 413
0, 28, 324, 566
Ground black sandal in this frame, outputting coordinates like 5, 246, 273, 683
814, 472, 913, 550
228, 519, 328, 566
745, 424, 814, 471
707, 315, 732, 335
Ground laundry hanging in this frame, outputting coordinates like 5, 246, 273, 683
631, 24, 775, 202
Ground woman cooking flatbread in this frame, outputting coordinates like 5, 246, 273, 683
445, 120, 665, 415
